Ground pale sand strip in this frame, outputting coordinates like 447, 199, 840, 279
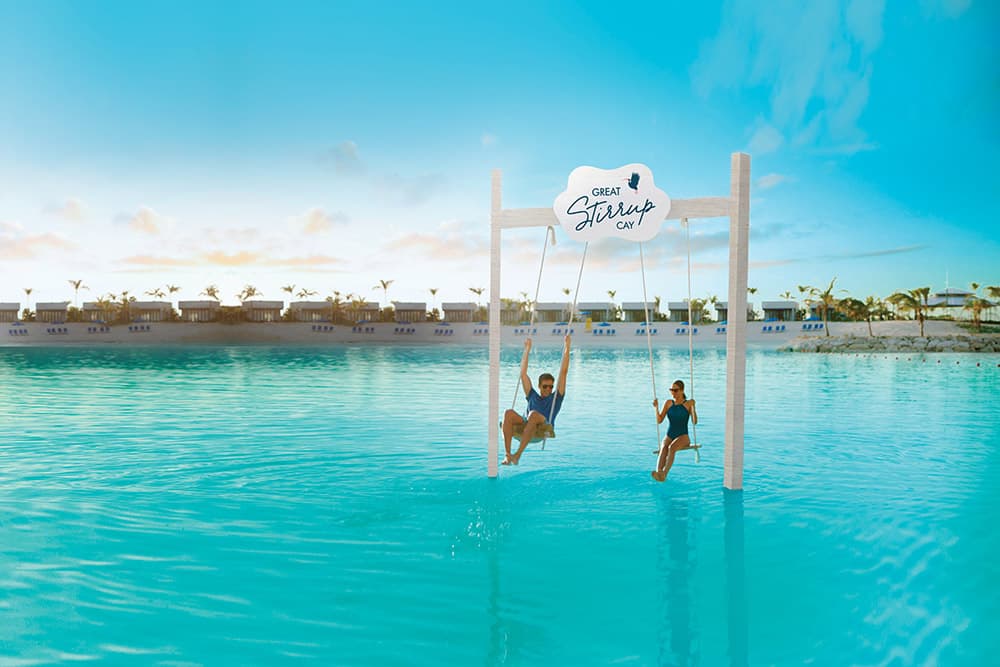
0, 319, 970, 349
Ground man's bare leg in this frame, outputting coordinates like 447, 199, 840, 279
502, 410, 523, 465
510, 411, 545, 465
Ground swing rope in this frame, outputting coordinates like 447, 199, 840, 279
507, 229, 588, 451
684, 218, 700, 463
638, 241, 662, 450
510, 226, 556, 411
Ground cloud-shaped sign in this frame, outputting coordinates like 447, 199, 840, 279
553, 164, 671, 243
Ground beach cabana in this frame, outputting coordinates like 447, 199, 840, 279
0, 303, 20, 323
762, 300, 797, 321
576, 301, 615, 322
179, 300, 220, 322
392, 301, 427, 323
500, 301, 522, 325
35, 302, 69, 323
289, 301, 330, 322
442, 302, 477, 322
621, 301, 657, 322
534, 302, 567, 323
131, 301, 173, 322
241, 300, 283, 322
353, 301, 380, 322
715, 301, 756, 322
667, 301, 707, 323
81, 301, 109, 322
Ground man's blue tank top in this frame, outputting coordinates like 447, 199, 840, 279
666, 402, 690, 438
526, 388, 564, 424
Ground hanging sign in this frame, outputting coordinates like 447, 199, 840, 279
553, 164, 670, 242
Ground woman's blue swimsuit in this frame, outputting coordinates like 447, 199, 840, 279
666, 403, 690, 439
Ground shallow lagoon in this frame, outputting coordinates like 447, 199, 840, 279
1, 346, 997, 665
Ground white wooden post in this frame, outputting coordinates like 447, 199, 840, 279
488, 170, 502, 478
724, 153, 751, 490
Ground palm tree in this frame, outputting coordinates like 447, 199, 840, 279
68, 279, 89, 308
200, 285, 220, 301
94, 295, 116, 324
469, 287, 486, 319
22, 287, 33, 319
747, 287, 758, 321
118, 291, 134, 323
238, 285, 260, 302
146, 288, 166, 299
296, 288, 317, 299
653, 295, 662, 321
607, 290, 618, 322
887, 287, 931, 336
837, 297, 870, 336
808, 278, 843, 336
281, 285, 296, 303
166, 284, 181, 298
374, 279, 394, 308
963, 295, 990, 332
428, 288, 439, 320
561, 287, 571, 321
986, 286, 1000, 300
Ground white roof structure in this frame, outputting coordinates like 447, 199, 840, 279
621, 301, 655, 310
241, 300, 284, 309
0, 302, 19, 310
575, 301, 613, 311
178, 300, 220, 309
928, 288, 972, 307
131, 301, 172, 310
289, 301, 329, 311
762, 300, 798, 309
36, 301, 70, 311
534, 302, 566, 312
442, 302, 477, 310
392, 302, 427, 310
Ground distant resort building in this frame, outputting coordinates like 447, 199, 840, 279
577, 302, 615, 322
35, 302, 69, 323
288, 301, 329, 322
131, 301, 173, 322
715, 302, 756, 322
534, 302, 568, 323
667, 301, 706, 323
179, 300, 220, 322
621, 301, 657, 322
241, 300, 283, 322
81, 302, 107, 322
762, 301, 798, 321
442, 302, 477, 323
927, 287, 996, 321
354, 301, 380, 322
392, 302, 427, 323
0, 303, 19, 322
500, 302, 522, 325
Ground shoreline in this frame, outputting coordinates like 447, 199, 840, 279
2, 319, 990, 351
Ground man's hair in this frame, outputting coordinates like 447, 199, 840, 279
538, 372, 555, 385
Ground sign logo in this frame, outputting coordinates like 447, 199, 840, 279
553, 164, 670, 242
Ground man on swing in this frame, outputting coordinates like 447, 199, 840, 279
502, 334, 571, 465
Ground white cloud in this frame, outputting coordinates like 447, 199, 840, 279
116, 206, 172, 235
321, 140, 366, 177
44, 197, 87, 222
292, 207, 350, 234
757, 173, 789, 190
748, 122, 784, 155
692, 1, 884, 155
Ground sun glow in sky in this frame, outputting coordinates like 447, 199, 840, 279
1, 0, 997, 310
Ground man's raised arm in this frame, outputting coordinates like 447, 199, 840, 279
520, 337, 533, 396
556, 335, 571, 395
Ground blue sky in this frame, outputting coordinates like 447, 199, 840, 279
1, 0, 996, 310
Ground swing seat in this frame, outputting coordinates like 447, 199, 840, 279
513, 421, 555, 443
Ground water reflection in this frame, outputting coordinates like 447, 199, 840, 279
656, 494, 698, 666
724, 489, 748, 667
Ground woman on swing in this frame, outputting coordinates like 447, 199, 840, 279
651, 380, 697, 482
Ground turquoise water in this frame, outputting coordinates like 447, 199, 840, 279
1, 345, 998, 665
